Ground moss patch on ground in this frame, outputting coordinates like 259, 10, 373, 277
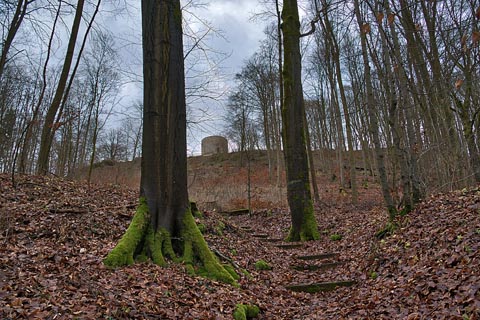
233, 304, 260, 320
254, 259, 272, 270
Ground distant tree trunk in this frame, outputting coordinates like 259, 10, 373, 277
19, 1, 62, 174
281, 0, 319, 241
104, 0, 235, 285
320, 9, 357, 203
0, 0, 29, 81
354, 0, 396, 219
382, 1, 423, 210
303, 109, 320, 203
385, 1, 423, 203
131, 122, 142, 161
36, 0, 85, 175
87, 115, 99, 184
275, 0, 284, 188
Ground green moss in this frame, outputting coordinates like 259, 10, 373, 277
215, 221, 225, 236
104, 199, 237, 286
286, 199, 319, 241
254, 259, 272, 270
330, 234, 342, 241
233, 304, 260, 320
190, 201, 203, 218
241, 269, 252, 279
103, 199, 149, 268
181, 208, 238, 286
135, 254, 148, 263
197, 223, 206, 233
399, 204, 412, 216
223, 264, 240, 280
300, 201, 320, 240
375, 221, 397, 239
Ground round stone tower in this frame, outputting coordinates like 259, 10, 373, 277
201, 136, 228, 156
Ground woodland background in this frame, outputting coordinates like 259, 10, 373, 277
0, 0, 479, 201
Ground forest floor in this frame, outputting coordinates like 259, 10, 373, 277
0, 171, 479, 319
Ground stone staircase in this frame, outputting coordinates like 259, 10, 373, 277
239, 224, 356, 293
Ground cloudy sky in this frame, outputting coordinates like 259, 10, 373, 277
102, 0, 272, 153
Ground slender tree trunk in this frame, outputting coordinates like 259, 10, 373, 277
87, 116, 99, 184
303, 108, 320, 203
385, 1, 424, 207
275, 0, 284, 188
37, 0, 85, 175
281, 0, 319, 241
321, 11, 357, 203
0, 0, 29, 81
19, 1, 62, 173
354, 0, 396, 219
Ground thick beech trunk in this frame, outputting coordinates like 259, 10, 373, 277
104, 0, 235, 285
281, 0, 319, 241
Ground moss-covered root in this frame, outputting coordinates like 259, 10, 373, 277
286, 202, 320, 242
103, 199, 149, 268
181, 208, 238, 286
233, 304, 260, 320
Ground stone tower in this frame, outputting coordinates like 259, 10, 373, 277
201, 136, 228, 156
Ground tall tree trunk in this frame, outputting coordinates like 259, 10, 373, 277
19, 1, 62, 174
354, 0, 396, 219
281, 0, 319, 241
321, 10, 357, 203
275, 0, 284, 188
36, 0, 85, 175
303, 108, 320, 203
0, 0, 29, 81
385, 0, 424, 207
104, 0, 235, 285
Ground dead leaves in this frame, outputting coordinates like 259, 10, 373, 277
362, 23, 371, 34
1, 174, 479, 318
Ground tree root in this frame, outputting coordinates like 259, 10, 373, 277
104, 199, 238, 286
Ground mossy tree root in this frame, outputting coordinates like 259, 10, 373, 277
103, 199, 150, 268
104, 199, 237, 286
181, 208, 237, 285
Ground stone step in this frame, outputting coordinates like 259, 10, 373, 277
260, 238, 284, 243
275, 243, 303, 249
225, 208, 250, 216
239, 226, 254, 233
285, 280, 356, 293
252, 233, 269, 239
295, 253, 339, 261
290, 261, 344, 271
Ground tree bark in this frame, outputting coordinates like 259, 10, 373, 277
281, 0, 319, 241
104, 0, 235, 285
